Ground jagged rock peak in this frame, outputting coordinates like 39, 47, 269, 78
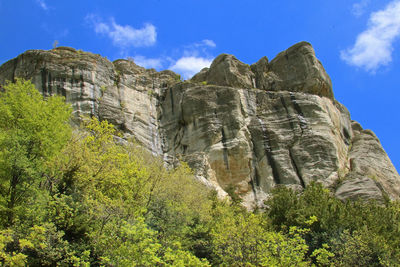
192, 41, 333, 99
192, 54, 255, 88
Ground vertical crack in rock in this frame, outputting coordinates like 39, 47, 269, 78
179, 91, 186, 152
148, 93, 159, 155
79, 73, 84, 98
41, 68, 47, 95
239, 89, 259, 201
289, 92, 307, 133
154, 85, 165, 157
250, 138, 261, 187
342, 127, 351, 146
172, 92, 186, 153
70, 67, 75, 90
280, 96, 296, 130
253, 164, 260, 186
239, 93, 248, 117
221, 127, 230, 170
289, 148, 305, 188
169, 87, 174, 115
247, 159, 259, 204
58, 77, 67, 97
47, 71, 53, 96
258, 117, 280, 184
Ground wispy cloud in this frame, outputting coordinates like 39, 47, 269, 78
165, 39, 216, 79
194, 39, 216, 48
122, 38, 216, 78
130, 39, 216, 79
352, 0, 370, 17
341, 0, 400, 72
167, 39, 216, 79
86, 14, 156, 48
182, 39, 217, 57
170, 56, 213, 79
132, 55, 163, 69
36, 0, 48, 11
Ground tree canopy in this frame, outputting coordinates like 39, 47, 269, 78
0, 79, 72, 226
1, 79, 400, 266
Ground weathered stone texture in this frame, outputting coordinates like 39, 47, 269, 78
1, 42, 398, 208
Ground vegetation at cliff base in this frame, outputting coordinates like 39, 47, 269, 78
1, 79, 400, 266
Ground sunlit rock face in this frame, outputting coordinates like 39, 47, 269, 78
1, 43, 399, 208
0, 47, 179, 155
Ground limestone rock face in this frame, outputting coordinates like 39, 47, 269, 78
193, 42, 334, 99
0, 46, 179, 155
1, 42, 399, 208
335, 121, 400, 202
267, 42, 333, 99
192, 54, 255, 88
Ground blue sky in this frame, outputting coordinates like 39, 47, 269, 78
1, 0, 400, 171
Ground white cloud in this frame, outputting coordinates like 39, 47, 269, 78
341, 0, 400, 72
36, 0, 48, 10
86, 14, 156, 48
132, 55, 163, 69
168, 39, 216, 79
352, 0, 370, 17
197, 39, 216, 48
186, 39, 216, 52
170, 56, 212, 79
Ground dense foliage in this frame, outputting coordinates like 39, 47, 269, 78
1, 79, 400, 266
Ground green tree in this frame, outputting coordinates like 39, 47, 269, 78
0, 224, 90, 266
0, 79, 72, 226
49, 117, 212, 264
209, 203, 310, 266
265, 183, 400, 266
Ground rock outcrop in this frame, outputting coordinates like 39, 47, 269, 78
1, 43, 399, 208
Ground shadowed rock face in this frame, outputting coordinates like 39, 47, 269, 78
1, 43, 399, 208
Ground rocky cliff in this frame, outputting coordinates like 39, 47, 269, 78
1, 42, 399, 208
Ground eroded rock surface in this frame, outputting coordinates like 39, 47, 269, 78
1, 43, 398, 208
0, 46, 179, 155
